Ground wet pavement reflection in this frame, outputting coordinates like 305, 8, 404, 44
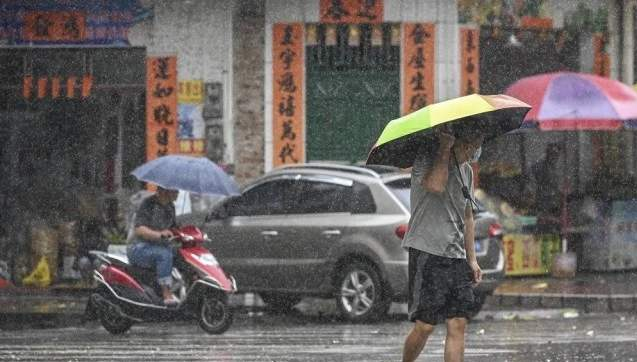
1, 306, 637, 361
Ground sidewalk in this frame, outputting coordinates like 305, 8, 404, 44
490, 270, 637, 313
2, 271, 636, 328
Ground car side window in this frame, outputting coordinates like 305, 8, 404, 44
227, 179, 296, 216
292, 180, 351, 214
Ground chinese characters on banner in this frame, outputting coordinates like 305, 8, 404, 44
592, 33, 610, 77
146, 56, 178, 162
460, 28, 479, 95
402, 23, 435, 115
23, 11, 86, 42
319, 0, 383, 24
178, 80, 206, 157
273, 23, 304, 167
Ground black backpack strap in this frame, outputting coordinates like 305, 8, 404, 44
452, 148, 479, 214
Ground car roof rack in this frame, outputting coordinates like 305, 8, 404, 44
277, 163, 382, 178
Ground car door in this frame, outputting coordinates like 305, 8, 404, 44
268, 176, 355, 291
203, 177, 297, 290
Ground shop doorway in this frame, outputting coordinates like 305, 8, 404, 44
305, 24, 400, 162
0, 47, 146, 286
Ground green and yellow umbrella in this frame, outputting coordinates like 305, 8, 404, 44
366, 94, 531, 168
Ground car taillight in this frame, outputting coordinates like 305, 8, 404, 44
488, 223, 503, 238
395, 224, 408, 239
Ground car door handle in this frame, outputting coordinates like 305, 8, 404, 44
261, 230, 279, 236
321, 230, 341, 236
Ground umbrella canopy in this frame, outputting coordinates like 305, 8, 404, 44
131, 155, 239, 196
506, 72, 637, 130
366, 94, 531, 168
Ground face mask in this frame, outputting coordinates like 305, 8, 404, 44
471, 146, 482, 163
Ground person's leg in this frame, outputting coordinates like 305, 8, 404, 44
403, 320, 435, 362
444, 317, 467, 361
128, 243, 176, 303
148, 245, 176, 302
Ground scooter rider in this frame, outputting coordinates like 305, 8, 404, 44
127, 186, 180, 306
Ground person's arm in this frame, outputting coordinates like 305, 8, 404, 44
421, 132, 455, 193
134, 225, 172, 241
464, 203, 482, 284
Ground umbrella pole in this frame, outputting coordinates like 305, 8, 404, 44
561, 133, 569, 254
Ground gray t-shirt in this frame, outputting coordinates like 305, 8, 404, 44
133, 195, 177, 243
401, 151, 474, 259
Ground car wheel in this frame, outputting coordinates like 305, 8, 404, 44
334, 261, 390, 322
259, 293, 302, 312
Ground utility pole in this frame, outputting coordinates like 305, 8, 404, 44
608, 0, 621, 80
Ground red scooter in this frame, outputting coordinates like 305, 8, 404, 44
85, 225, 237, 335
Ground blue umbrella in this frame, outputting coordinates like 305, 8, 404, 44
131, 155, 239, 196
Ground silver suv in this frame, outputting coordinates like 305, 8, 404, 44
192, 163, 504, 322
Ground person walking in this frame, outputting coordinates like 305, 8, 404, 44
127, 186, 180, 306
402, 131, 484, 362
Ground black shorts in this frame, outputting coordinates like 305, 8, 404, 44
407, 248, 476, 325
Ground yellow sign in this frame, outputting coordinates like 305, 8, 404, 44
179, 139, 206, 156
503, 233, 560, 276
178, 80, 204, 104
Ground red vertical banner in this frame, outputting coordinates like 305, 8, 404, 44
146, 56, 178, 162
593, 33, 610, 77
460, 27, 479, 96
402, 23, 435, 115
272, 23, 304, 168
319, 0, 383, 24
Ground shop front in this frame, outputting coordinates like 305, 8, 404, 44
0, 47, 147, 289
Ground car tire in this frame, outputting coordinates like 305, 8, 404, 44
334, 261, 390, 322
259, 293, 302, 312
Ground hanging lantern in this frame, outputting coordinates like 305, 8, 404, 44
348, 24, 360, 47
325, 24, 337, 46
371, 24, 383, 46
66, 76, 77, 98
390, 24, 400, 46
37, 78, 47, 99
23, 75, 33, 99
306, 24, 318, 46
51, 76, 61, 98
81, 74, 93, 98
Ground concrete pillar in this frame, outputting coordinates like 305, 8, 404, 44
622, 1, 635, 175
232, 0, 265, 184
607, 0, 621, 80
622, 0, 634, 85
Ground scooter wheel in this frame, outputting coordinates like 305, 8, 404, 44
198, 294, 233, 334
100, 306, 133, 335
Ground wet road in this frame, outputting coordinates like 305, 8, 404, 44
1, 310, 636, 361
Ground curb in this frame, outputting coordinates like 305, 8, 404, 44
491, 293, 637, 313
